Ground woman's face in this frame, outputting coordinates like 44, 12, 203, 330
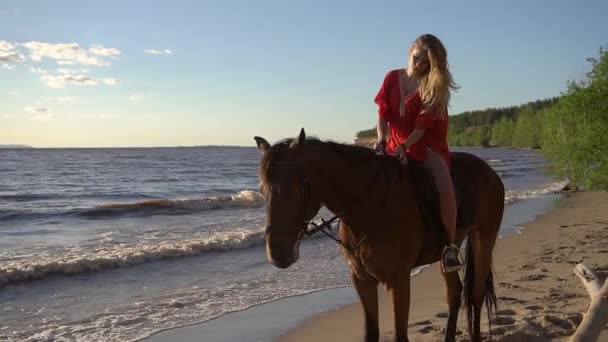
410, 46, 430, 77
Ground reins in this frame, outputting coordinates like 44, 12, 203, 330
269, 150, 396, 254
305, 215, 368, 252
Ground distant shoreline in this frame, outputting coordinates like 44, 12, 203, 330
0, 145, 258, 149
0, 145, 34, 149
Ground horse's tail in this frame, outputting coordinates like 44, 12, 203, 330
463, 239, 498, 339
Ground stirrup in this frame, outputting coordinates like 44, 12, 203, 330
441, 244, 463, 273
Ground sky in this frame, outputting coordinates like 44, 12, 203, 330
1, 0, 606, 148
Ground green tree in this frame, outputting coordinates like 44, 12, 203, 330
541, 46, 608, 190
490, 117, 515, 146
512, 108, 542, 148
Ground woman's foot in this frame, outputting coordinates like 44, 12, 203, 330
441, 244, 463, 273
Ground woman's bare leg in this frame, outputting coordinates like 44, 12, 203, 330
424, 149, 457, 242
424, 149, 460, 272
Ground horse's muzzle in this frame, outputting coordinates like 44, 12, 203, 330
265, 225, 303, 269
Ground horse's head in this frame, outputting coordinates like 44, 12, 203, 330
254, 128, 323, 269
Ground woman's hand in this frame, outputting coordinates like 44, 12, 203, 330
373, 140, 386, 154
395, 144, 408, 165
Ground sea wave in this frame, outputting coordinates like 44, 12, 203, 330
80, 190, 265, 218
504, 181, 568, 205
0, 193, 60, 202
0, 181, 566, 286
0, 215, 339, 286
0, 228, 267, 287
0, 190, 265, 221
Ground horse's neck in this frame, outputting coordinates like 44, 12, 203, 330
309, 146, 381, 219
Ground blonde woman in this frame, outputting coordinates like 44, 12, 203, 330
374, 34, 461, 273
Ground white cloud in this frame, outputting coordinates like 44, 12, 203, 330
29, 113, 55, 122
102, 78, 120, 86
1, 114, 12, 119
57, 60, 76, 65
2, 40, 124, 94
42, 74, 94, 88
144, 48, 173, 55
57, 96, 78, 103
40, 72, 121, 88
39, 95, 78, 103
29, 66, 48, 74
89, 45, 120, 58
25, 105, 49, 113
8, 91, 19, 96
0, 40, 25, 63
129, 93, 144, 102
21, 41, 121, 66
0, 41, 14, 51
57, 68, 90, 74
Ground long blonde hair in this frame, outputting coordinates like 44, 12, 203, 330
408, 34, 459, 113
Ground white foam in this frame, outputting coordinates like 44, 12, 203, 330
0, 179, 568, 287
169, 190, 265, 210
0, 229, 267, 286
504, 181, 567, 205
84, 190, 266, 217
2, 280, 354, 342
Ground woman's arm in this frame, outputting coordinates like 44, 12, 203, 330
396, 128, 425, 163
400, 104, 440, 150
376, 117, 389, 143
401, 128, 425, 149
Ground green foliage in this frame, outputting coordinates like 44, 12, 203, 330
449, 98, 557, 136
490, 117, 515, 146
356, 127, 376, 138
512, 108, 542, 148
358, 98, 557, 148
541, 46, 608, 190
449, 126, 491, 147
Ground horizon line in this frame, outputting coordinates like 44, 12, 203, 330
0, 144, 261, 149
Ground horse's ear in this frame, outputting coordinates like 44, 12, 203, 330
254, 136, 271, 154
298, 128, 305, 145
290, 128, 306, 150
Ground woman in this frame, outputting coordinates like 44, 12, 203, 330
373, 34, 461, 273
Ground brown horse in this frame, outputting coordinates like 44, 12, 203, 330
255, 129, 504, 342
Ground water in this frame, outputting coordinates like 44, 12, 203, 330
0, 146, 565, 341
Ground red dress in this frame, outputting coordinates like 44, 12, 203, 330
374, 69, 451, 167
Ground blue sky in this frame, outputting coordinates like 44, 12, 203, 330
1, 0, 606, 147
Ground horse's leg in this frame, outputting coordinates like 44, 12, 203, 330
388, 271, 411, 342
442, 270, 462, 342
467, 229, 498, 342
352, 273, 380, 342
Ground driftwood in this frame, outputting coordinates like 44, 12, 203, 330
569, 263, 608, 342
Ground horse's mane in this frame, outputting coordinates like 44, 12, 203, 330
260, 137, 392, 174
323, 140, 385, 168
259, 137, 401, 195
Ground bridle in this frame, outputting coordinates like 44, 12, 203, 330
264, 161, 325, 247
264, 156, 393, 253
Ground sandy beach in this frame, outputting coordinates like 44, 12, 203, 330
278, 191, 608, 342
